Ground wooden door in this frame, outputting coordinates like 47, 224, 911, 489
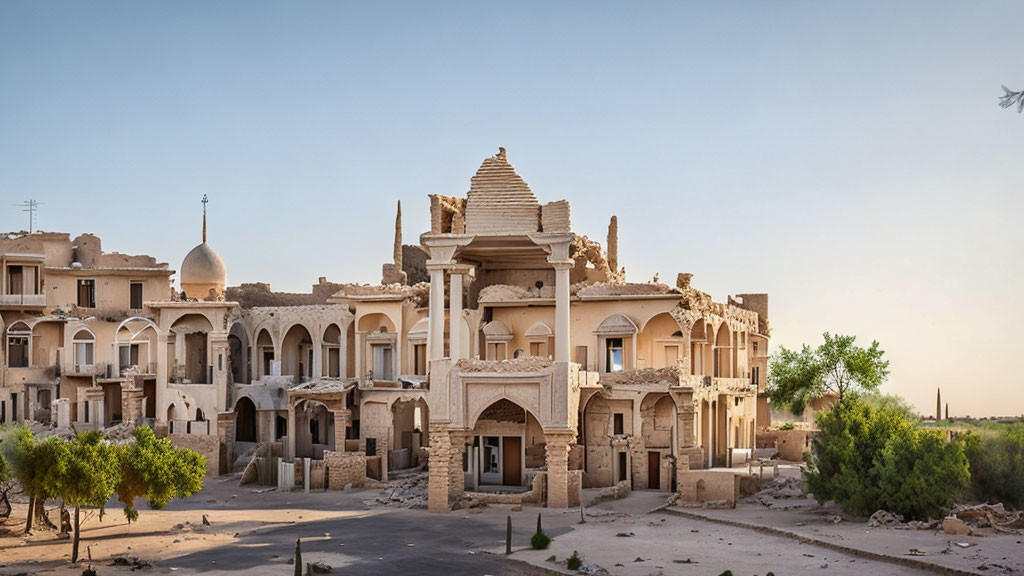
502, 436, 522, 486
648, 451, 660, 489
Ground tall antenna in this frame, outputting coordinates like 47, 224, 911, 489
201, 194, 209, 243
15, 200, 43, 233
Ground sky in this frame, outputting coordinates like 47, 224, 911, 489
1, 1, 1021, 417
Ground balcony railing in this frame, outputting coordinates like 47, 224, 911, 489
0, 293, 46, 307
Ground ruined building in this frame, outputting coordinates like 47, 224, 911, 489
0, 148, 769, 509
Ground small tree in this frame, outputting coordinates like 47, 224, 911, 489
1, 427, 64, 531
60, 431, 119, 563
0, 449, 12, 518
768, 333, 889, 416
115, 426, 206, 523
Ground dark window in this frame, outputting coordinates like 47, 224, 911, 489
310, 419, 320, 444
1, 400, 5, 423
752, 366, 760, 387
130, 281, 143, 309
275, 416, 287, 439
613, 413, 624, 435
618, 452, 627, 482
7, 336, 28, 367
77, 279, 95, 308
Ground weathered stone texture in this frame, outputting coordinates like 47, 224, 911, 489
324, 450, 366, 489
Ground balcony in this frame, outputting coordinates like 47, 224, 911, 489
0, 293, 46, 307
65, 362, 109, 378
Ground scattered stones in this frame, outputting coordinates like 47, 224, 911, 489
867, 510, 905, 528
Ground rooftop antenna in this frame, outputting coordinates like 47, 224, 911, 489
201, 194, 208, 243
15, 200, 43, 233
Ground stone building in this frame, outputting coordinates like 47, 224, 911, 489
0, 148, 769, 510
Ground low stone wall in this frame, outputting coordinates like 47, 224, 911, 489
758, 429, 813, 462
170, 433, 220, 478
324, 450, 367, 489
676, 470, 741, 507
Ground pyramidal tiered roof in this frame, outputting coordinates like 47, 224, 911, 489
464, 148, 540, 234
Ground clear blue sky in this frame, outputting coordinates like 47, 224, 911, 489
1, 1, 1021, 417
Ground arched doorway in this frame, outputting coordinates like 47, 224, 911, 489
469, 398, 543, 489
235, 397, 257, 442
281, 324, 313, 380
228, 322, 250, 384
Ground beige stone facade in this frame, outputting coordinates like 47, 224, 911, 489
1, 148, 769, 511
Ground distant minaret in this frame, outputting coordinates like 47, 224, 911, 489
607, 215, 618, 272
936, 388, 942, 420
394, 200, 403, 268
945, 403, 949, 421
202, 194, 209, 243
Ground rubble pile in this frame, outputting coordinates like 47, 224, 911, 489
866, 503, 1023, 534
102, 423, 137, 444
742, 476, 810, 509
367, 469, 428, 509
952, 503, 1024, 534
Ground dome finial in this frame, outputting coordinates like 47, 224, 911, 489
201, 194, 209, 243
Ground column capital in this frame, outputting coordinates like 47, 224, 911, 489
549, 259, 574, 270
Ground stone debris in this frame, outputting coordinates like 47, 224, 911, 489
365, 470, 429, 509
111, 554, 151, 569
741, 476, 809, 509
867, 510, 905, 528
954, 503, 1024, 534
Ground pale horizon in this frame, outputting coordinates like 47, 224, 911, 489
2, 1, 1021, 418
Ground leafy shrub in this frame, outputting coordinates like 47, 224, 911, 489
962, 423, 1024, 509
566, 551, 582, 570
530, 529, 551, 550
780, 422, 795, 430
805, 397, 969, 520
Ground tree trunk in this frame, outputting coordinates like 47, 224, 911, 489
72, 505, 80, 564
24, 495, 35, 532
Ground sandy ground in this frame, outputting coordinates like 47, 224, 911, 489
2, 468, 1022, 576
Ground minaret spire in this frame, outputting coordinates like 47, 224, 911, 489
202, 194, 209, 243
394, 200, 403, 268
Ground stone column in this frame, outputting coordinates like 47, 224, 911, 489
286, 398, 297, 460
354, 332, 363, 380
449, 271, 463, 361
448, 430, 465, 500
428, 267, 445, 361
544, 431, 574, 508
156, 332, 169, 426
332, 409, 351, 452
427, 426, 452, 512
313, 341, 323, 380
552, 261, 572, 363
340, 323, 350, 378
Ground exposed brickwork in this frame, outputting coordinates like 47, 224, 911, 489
323, 450, 366, 489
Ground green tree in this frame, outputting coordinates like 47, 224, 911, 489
0, 448, 12, 518
60, 431, 120, 563
962, 423, 1024, 509
768, 333, 889, 415
0, 426, 64, 532
115, 426, 206, 523
805, 398, 969, 520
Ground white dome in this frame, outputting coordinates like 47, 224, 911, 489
181, 242, 226, 286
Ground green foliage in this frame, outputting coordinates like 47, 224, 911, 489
530, 529, 551, 550
962, 423, 1024, 509
114, 426, 206, 523
779, 422, 794, 430
566, 550, 582, 570
768, 333, 889, 415
805, 398, 969, 520
62, 431, 119, 510
0, 449, 10, 487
